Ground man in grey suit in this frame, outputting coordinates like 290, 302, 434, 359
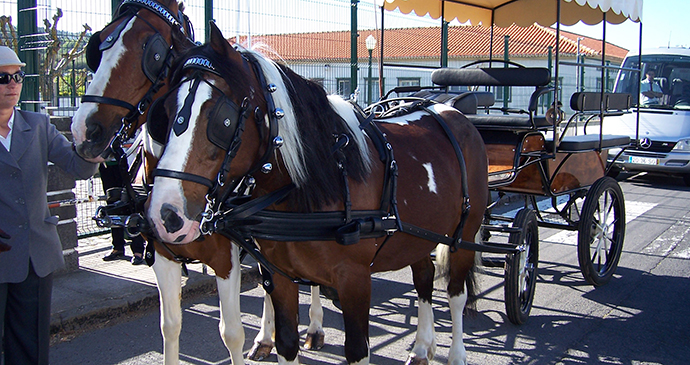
0, 46, 97, 364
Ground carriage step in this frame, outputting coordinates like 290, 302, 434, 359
482, 225, 522, 234
481, 257, 505, 267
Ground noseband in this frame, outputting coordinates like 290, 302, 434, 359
82, 0, 193, 140
152, 52, 284, 233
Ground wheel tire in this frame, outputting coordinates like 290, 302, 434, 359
505, 208, 539, 325
577, 177, 626, 286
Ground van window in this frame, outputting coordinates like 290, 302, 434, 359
614, 53, 690, 110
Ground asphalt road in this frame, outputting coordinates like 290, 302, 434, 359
50, 172, 690, 364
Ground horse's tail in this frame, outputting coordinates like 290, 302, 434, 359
435, 244, 479, 312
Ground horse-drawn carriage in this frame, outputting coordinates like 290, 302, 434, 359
72, 0, 643, 363
372, 59, 632, 324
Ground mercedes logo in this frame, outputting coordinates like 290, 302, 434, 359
639, 138, 652, 149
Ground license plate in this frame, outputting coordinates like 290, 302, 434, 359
629, 156, 658, 165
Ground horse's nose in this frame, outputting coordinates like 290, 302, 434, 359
160, 203, 184, 234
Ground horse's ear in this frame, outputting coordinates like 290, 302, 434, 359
171, 23, 195, 53
208, 21, 235, 56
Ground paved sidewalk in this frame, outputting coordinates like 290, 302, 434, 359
50, 234, 259, 342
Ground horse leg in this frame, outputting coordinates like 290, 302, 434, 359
248, 285, 324, 359
247, 288, 276, 360
152, 251, 183, 365
216, 244, 245, 364
271, 274, 301, 365
438, 245, 475, 365
337, 272, 372, 364
405, 256, 437, 365
304, 285, 325, 350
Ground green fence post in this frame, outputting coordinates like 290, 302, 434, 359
503, 35, 509, 112
205, 0, 213, 42
350, 0, 358, 96
17, 0, 39, 112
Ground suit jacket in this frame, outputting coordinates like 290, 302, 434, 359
0, 109, 97, 283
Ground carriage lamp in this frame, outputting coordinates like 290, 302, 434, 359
365, 34, 377, 105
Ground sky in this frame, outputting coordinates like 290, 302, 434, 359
560, 0, 689, 52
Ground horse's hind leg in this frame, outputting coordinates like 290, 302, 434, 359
406, 256, 437, 365
216, 244, 245, 364
152, 251, 183, 365
304, 285, 325, 350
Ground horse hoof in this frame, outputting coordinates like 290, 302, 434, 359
405, 355, 429, 365
304, 331, 325, 350
247, 342, 273, 361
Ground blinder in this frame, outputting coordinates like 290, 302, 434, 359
146, 96, 169, 145
85, 13, 134, 72
207, 95, 243, 151
142, 32, 171, 83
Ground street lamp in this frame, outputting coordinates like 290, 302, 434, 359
365, 34, 376, 105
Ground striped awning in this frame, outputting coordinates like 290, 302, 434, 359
382, 0, 642, 27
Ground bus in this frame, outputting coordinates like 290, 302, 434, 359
605, 47, 690, 186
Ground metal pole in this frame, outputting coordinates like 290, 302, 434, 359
350, 0, 359, 96
440, 0, 448, 68
367, 49, 373, 104
379, 5, 384, 98
503, 35, 509, 112
547, 45, 553, 111
205, 0, 213, 43
17, 0, 39, 112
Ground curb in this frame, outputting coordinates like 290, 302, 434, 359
50, 261, 260, 343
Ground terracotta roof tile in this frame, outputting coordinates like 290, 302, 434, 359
234, 23, 628, 63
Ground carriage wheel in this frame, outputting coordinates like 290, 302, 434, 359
505, 208, 539, 325
577, 177, 626, 286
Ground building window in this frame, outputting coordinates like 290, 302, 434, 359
494, 86, 512, 102
596, 76, 615, 92
337, 78, 351, 97
364, 78, 381, 103
398, 78, 420, 87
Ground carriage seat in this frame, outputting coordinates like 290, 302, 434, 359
411, 89, 494, 115
545, 91, 632, 152
431, 66, 553, 131
544, 134, 631, 152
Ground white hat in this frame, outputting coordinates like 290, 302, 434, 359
0, 46, 26, 67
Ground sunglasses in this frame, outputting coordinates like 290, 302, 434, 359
0, 71, 25, 84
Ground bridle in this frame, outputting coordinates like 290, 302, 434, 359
151, 51, 285, 234
82, 0, 194, 143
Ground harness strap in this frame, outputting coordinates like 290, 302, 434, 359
81, 95, 137, 112
153, 168, 215, 188
419, 103, 472, 252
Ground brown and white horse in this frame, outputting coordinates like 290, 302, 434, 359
70, 1, 326, 363
146, 22, 488, 365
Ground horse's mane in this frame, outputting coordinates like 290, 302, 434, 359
171, 43, 373, 212
247, 48, 373, 211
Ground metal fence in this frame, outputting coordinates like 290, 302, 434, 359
1, 0, 615, 237
0, 0, 445, 115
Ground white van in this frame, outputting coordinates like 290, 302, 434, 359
605, 47, 690, 185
